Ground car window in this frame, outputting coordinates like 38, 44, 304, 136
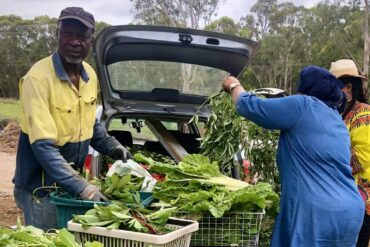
108, 118, 158, 142
107, 60, 228, 96
162, 122, 178, 131
108, 118, 205, 142
195, 121, 206, 138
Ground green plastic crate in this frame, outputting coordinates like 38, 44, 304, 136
50, 191, 153, 229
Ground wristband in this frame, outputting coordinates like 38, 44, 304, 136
229, 82, 241, 92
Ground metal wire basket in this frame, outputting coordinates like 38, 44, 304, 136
174, 211, 264, 247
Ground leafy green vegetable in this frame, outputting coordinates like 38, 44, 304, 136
54, 228, 80, 247
73, 202, 176, 235
149, 153, 249, 191
0, 220, 103, 246
146, 153, 279, 217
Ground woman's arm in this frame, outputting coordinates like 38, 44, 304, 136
222, 76, 306, 130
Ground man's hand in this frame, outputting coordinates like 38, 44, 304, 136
80, 184, 108, 202
111, 145, 133, 163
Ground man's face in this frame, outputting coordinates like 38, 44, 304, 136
57, 19, 94, 64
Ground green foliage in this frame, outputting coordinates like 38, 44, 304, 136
1, 1, 369, 98
130, 0, 223, 28
0, 15, 109, 99
198, 92, 245, 175
199, 92, 280, 190
73, 202, 176, 234
198, 92, 280, 246
0, 222, 103, 246
205, 16, 240, 35
188, 86, 281, 246
99, 174, 144, 203
245, 121, 280, 191
0, 16, 56, 98
146, 153, 279, 217
239, 0, 367, 93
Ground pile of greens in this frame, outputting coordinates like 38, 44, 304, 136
73, 202, 176, 235
99, 173, 144, 203
131, 149, 176, 166
0, 221, 102, 247
91, 150, 173, 203
135, 153, 279, 218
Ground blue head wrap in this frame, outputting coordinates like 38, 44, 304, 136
297, 66, 345, 109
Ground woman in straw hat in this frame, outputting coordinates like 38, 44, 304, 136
223, 66, 364, 247
330, 59, 370, 247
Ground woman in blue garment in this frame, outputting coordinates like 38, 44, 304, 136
222, 66, 364, 247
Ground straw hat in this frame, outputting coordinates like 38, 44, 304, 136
329, 59, 367, 80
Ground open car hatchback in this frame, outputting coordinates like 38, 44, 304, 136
90, 25, 259, 175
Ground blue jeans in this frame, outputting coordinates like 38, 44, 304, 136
13, 186, 58, 231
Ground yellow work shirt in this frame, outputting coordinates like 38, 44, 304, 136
19, 53, 98, 146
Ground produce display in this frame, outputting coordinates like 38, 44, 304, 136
93, 173, 145, 204
135, 153, 279, 218
0, 221, 102, 247
49, 150, 279, 247
132, 152, 279, 246
73, 202, 176, 235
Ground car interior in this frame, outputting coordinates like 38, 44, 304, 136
106, 116, 203, 157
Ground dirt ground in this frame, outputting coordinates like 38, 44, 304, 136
0, 121, 23, 227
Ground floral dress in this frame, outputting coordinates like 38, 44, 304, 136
344, 102, 370, 214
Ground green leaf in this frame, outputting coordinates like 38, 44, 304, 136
111, 210, 132, 220
107, 221, 121, 230
128, 219, 146, 232
57, 228, 80, 247
84, 241, 104, 247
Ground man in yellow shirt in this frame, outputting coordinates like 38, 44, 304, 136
13, 7, 131, 230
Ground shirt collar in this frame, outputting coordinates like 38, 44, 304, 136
52, 52, 90, 83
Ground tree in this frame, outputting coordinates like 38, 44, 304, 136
0, 15, 58, 98
241, 1, 305, 92
130, 0, 223, 28
243, 0, 278, 40
0, 15, 109, 98
204, 16, 239, 35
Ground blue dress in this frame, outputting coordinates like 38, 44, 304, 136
236, 92, 364, 247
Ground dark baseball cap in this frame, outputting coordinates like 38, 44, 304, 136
58, 7, 95, 29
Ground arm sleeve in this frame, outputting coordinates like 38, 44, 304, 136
90, 120, 121, 155
31, 140, 89, 196
236, 92, 306, 130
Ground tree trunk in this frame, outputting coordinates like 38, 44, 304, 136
363, 0, 369, 95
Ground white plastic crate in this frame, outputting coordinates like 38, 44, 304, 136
174, 211, 264, 247
67, 217, 198, 247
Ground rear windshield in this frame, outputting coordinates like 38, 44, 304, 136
107, 60, 228, 96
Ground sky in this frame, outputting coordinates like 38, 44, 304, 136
0, 0, 319, 25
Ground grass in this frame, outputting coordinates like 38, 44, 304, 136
0, 98, 20, 122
